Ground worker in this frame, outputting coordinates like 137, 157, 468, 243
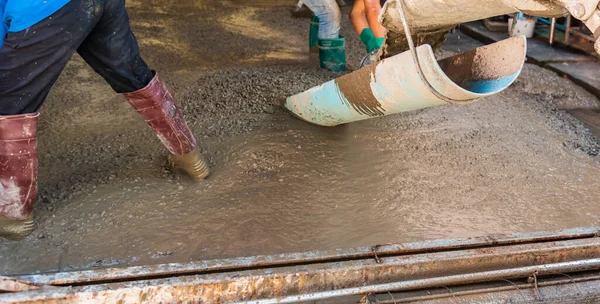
0, 0, 210, 240
303, 0, 346, 72
350, 0, 386, 67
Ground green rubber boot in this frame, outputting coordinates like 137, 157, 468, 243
309, 15, 319, 54
318, 36, 346, 72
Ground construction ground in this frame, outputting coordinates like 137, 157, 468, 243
0, 0, 599, 276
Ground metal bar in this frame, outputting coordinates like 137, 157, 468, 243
377, 273, 600, 303
242, 259, 600, 304
15, 226, 600, 286
3, 237, 600, 303
550, 17, 557, 44
0, 277, 42, 293
410, 279, 600, 303
538, 17, 569, 30
565, 14, 572, 44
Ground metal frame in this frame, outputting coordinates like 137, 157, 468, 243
1, 227, 600, 303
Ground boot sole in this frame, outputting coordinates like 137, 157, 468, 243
168, 151, 211, 180
0, 215, 35, 240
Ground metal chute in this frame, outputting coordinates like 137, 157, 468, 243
285, 36, 526, 126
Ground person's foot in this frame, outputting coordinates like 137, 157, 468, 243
168, 148, 210, 180
124, 73, 210, 181
0, 215, 35, 240
318, 36, 347, 72
359, 49, 380, 68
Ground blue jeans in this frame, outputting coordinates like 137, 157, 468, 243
302, 0, 341, 39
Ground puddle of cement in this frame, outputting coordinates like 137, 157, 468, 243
3, 87, 600, 275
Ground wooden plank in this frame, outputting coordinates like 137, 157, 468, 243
547, 61, 600, 98
460, 21, 595, 64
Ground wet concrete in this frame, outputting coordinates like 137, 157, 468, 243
1, 1, 600, 275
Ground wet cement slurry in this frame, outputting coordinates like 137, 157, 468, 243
1, 1, 599, 275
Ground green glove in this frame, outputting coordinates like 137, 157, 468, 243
375, 37, 385, 49
360, 28, 384, 53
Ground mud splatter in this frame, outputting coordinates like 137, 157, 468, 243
335, 64, 386, 116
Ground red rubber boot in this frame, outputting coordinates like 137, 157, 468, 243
0, 113, 38, 240
123, 73, 209, 180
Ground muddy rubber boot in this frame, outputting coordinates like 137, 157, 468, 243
309, 15, 320, 54
0, 113, 38, 240
123, 73, 210, 180
318, 36, 346, 72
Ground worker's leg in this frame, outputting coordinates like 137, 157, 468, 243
350, 0, 385, 67
0, 0, 101, 240
291, 0, 313, 18
351, 0, 385, 53
302, 0, 341, 39
364, 0, 385, 38
76, 0, 209, 180
350, 0, 369, 36
0, 113, 38, 240
0, 2, 101, 115
302, 0, 345, 72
